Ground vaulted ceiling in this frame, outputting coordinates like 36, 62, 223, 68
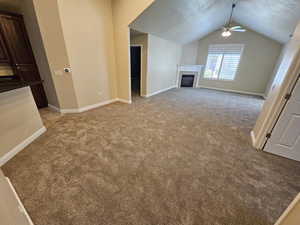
130, 0, 300, 44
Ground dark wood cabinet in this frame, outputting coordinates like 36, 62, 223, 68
0, 12, 48, 108
0, 32, 10, 64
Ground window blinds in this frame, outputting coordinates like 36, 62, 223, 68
204, 44, 244, 80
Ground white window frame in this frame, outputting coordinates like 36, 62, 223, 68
203, 44, 244, 81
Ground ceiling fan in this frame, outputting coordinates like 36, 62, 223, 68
222, 2, 246, 37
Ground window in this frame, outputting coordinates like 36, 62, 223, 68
204, 44, 244, 81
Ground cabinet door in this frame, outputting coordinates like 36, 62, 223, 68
0, 15, 36, 70
0, 31, 10, 64
0, 15, 48, 108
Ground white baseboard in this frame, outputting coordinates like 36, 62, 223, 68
197, 85, 265, 97
6, 177, 35, 225
0, 127, 47, 167
144, 85, 177, 98
60, 108, 81, 114
57, 99, 119, 114
48, 104, 60, 112
50, 98, 133, 114
251, 130, 264, 151
251, 130, 257, 148
77, 99, 119, 113
117, 98, 132, 104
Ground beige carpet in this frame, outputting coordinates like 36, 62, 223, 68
2, 88, 300, 225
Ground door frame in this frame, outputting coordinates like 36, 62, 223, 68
263, 73, 300, 150
253, 50, 300, 150
130, 44, 143, 96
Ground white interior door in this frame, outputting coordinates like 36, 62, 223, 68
264, 77, 300, 161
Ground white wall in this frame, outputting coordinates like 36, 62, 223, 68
21, 0, 60, 108
0, 87, 44, 159
31, 0, 121, 109
180, 40, 199, 65
1, 0, 157, 110
194, 28, 282, 95
147, 34, 182, 95
130, 33, 148, 96
112, 0, 155, 102
131, 33, 182, 96
57, 0, 117, 108
252, 22, 300, 149
264, 44, 288, 97
32, 0, 79, 109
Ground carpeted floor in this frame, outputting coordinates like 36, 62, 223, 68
2, 88, 300, 225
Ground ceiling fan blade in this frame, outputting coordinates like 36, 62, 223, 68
233, 29, 247, 32
230, 26, 242, 30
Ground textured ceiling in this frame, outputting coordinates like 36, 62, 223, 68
130, 0, 300, 44
130, 29, 146, 38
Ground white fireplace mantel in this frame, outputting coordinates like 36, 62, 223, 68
177, 65, 204, 88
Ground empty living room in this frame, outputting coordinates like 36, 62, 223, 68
0, 0, 300, 225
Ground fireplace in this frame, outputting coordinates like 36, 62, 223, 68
177, 65, 204, 88
181, 75, 195, 87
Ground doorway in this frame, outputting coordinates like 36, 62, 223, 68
130, 46, 141, 96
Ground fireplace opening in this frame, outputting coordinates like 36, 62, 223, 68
181, 75, 195, 87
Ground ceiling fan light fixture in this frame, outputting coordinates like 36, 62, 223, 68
222, 30, 232, 37
221, 2, 246, 38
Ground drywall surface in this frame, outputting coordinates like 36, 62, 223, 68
181, 40, 199, 65
32, 0, 78, 109
147, 34, 182, 95
0, 87, 44, 158
21, 0, 60, 108
197, 28, 282, 95
57, 0, 117, 108
130, 34, 148, 96
252, 22, 300, 149
112, 0, 155, 101
265, 44, 287, 97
